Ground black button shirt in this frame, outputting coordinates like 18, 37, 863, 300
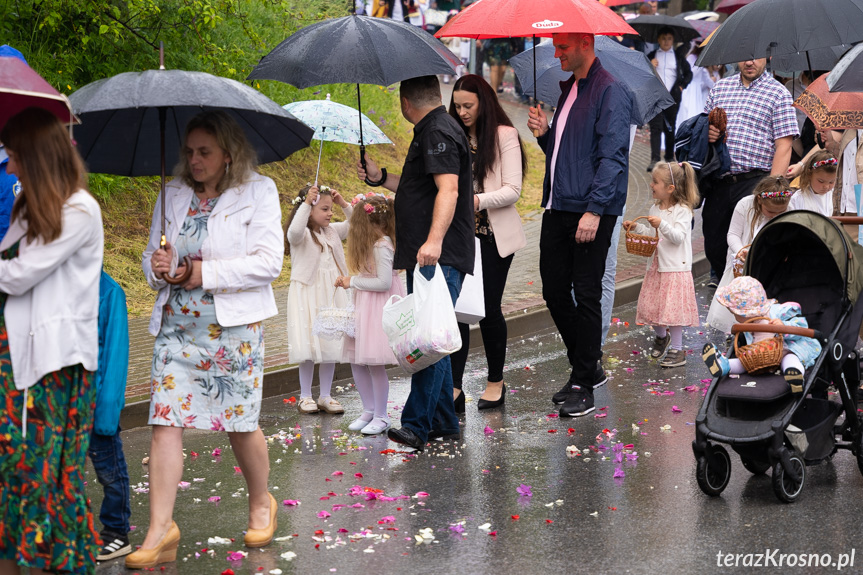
394, 106, 475, 274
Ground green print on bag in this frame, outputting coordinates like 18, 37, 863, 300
396, 310, 416, 335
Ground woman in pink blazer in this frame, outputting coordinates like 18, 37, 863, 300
448, 74, 527, 412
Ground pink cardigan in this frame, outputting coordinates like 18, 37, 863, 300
476, 125, 526, 258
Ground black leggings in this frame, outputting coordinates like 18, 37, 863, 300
451, 234, 514, 389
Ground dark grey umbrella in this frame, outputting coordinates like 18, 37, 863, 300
70, 53, 313, 283
509, 37, 674, 126
696, 0, 863, 67
827, 44, 863, 92
627, 14, 699, 44
771, 44, 852, 76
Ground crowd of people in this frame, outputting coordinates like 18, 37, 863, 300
0, 3, 857, 573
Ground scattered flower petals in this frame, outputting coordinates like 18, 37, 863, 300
483, 426, 495, 435
208, 496, 221, 503
516, 484, 533, 497
511, 515, 520, 520
613, 468, 625, 479
415, 491, 430, 498
282, 499, 300, 506
317, 510, 331, 519
280, 551, 297, 561
672, 406, 682, 413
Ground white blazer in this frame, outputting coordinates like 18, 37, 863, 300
143, 173, 284, 336
0, 190, 103, 391
476, 125, 526, 258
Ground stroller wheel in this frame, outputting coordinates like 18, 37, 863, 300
740, 457, 770, 475
696, 444, 731, 496
772, 453, 805, 503
855, 415, 863, 478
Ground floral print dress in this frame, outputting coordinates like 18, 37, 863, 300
148, 194, 264, 432
0, 241, 101, 574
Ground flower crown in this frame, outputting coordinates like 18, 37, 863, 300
811, 157, 838, 169
292, 184, 332, 205
351, 191, 390, 214
759, 188, 793, 199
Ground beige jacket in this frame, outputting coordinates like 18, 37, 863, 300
477, 125, 526, 258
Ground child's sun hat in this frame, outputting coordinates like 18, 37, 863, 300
715, 275, 773, 317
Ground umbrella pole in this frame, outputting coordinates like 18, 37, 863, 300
159, 107, 167, 251
806, 51, 814, 86
315, 129, 325, 187
532, 35, 540, 139
357, 83, 366, 172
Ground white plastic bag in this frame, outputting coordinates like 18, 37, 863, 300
454, 237, 484, 324
382, 263, 462, 374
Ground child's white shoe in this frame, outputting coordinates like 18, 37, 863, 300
348, 412, 374, 431
317, 396, 344, 414
298, 396, 319, 414
361, 418, 391, 435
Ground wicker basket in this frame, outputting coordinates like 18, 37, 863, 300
625, 216, 659, 257
732, 244, 751, 278
734, 317, 783, 374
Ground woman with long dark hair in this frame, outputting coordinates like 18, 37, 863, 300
448, 74, 527, 412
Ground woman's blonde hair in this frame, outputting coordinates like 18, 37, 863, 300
750, 175, 792, 237
651, 161, 700, 210
347, 195, 396, 274
283, 184, 333, 256
175, 111, 257, 194
798, 149, 838, 191
1, 107, 87, 244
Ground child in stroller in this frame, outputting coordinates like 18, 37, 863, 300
702, 276, 821, 393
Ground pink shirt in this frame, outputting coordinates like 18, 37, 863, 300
547, 83, 578, 209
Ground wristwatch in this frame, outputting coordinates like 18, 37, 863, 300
589, 211, 600, 217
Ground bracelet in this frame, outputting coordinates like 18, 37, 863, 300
365, 168, 387, 187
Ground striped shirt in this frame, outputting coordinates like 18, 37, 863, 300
704, 72, 798, 175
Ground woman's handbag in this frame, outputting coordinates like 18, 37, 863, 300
454, 237, 485, 324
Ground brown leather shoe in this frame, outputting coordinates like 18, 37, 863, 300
125, 521, 180, 569
244, 493, 277, 548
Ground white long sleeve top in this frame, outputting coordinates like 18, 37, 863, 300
350, 237, 396, 292
630, 203, 693, 272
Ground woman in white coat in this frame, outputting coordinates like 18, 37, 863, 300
448, 74, 527, 412
0, 107, 104, 575
127, 112, 284, 569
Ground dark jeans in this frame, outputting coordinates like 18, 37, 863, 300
401, 264, 465, 443
702, 174, 764, 275
649, 103, 679, 163
452, 234, 514, 388
88, 428, 131, 537
540, 211, 616, 388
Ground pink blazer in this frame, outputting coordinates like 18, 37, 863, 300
476, 125, 527, 257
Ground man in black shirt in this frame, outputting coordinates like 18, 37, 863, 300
358, 75, 474, 452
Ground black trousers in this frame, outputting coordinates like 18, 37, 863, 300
539, 211, 616, 388
452, 234, 514, 388
702, 175, 764, 275
649, 103, 679, 163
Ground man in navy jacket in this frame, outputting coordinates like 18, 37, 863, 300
527, 32, 633, 418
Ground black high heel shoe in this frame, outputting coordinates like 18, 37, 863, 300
477, 383, 506, 410
453, 388, 466, 414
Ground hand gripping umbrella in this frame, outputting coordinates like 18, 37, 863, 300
71, 46, 313, 284
247, 12, 460, 185
434, 0, 637, 136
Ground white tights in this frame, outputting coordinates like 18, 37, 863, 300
727, 353, 804, 375
350, 364, 390, 420
299, 361, 335, 398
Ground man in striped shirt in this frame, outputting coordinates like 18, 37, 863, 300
702, 58, 798, 283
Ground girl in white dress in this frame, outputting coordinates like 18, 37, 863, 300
789, 150, 838, 217
285, 185, 352, 414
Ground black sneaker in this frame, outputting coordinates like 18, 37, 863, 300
560, 385, 595, 417
707, 272, 720, 289
552, 363, 606, 404
97, 534, 131, 561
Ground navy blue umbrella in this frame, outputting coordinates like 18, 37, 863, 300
509, 37, 674, 125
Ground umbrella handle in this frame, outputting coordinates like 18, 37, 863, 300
163, 255, 194, 285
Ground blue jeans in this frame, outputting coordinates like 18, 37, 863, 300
88, 428, 131, 536
401, 265, 465, 443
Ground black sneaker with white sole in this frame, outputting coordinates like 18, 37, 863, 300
552, 363, 607, 404
97, 534, 131, 561
559, 385, 595, 417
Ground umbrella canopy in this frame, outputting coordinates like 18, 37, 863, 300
827, 43, 863, 93
793, 74, 863, 131
685, 19, 719, 42
714, 0, 755, 15
771, 44, 851, 76
509, 37, 673, 125
283, 95, 392, 145
247, 15, 460, 89
69, 69, 313, 176
0, 55, 76, 130
433, 0, 637, 39
696, 0, 863, 67
626, 14, 699, 43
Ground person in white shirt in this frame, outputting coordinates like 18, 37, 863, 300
788, 151, 838, 217
647, 28, 692, 171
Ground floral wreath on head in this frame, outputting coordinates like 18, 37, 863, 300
351, 191, 390, 214
811, 157, 838, 170
292, 184, 332, 205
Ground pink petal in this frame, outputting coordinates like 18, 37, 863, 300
484, 426, 495, 435
282, 499, 300, 506
317, 510, 331, 519
415, 491, 430, 498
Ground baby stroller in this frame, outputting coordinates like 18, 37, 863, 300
693, 211, 863, 502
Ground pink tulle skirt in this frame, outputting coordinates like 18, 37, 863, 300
344, 271, 407, 365
636, 258, 700, 327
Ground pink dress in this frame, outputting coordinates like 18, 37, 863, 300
344, 237, 406, 365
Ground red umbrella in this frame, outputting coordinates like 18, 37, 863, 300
434, 0, 637, 39
794, 75, 863, 131
715, 0, 756, 15
0, 56, 76, 130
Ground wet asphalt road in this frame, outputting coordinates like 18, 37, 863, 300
93, 278, 863, 575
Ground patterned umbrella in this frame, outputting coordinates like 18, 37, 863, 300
283, 94, 392, 184
793, 75, 863, 131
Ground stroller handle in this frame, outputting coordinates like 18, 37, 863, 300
730, 323, 819, 340
832, 216, 863, 225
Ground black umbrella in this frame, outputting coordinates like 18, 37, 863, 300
828, 44, 863, 93
627, 14, 699, 44
771, 44, 852, 76
696, 0, 863, 67
247, 13, 460, 178
71, 47, 314, 283
510, 38, 674, 126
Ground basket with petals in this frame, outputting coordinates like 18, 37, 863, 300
732, 244, 751, 278
625, 216, 659, 257
734, 317, 783, 374
313, 287, 355, 341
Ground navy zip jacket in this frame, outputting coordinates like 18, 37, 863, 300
538, 58, 633, 216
